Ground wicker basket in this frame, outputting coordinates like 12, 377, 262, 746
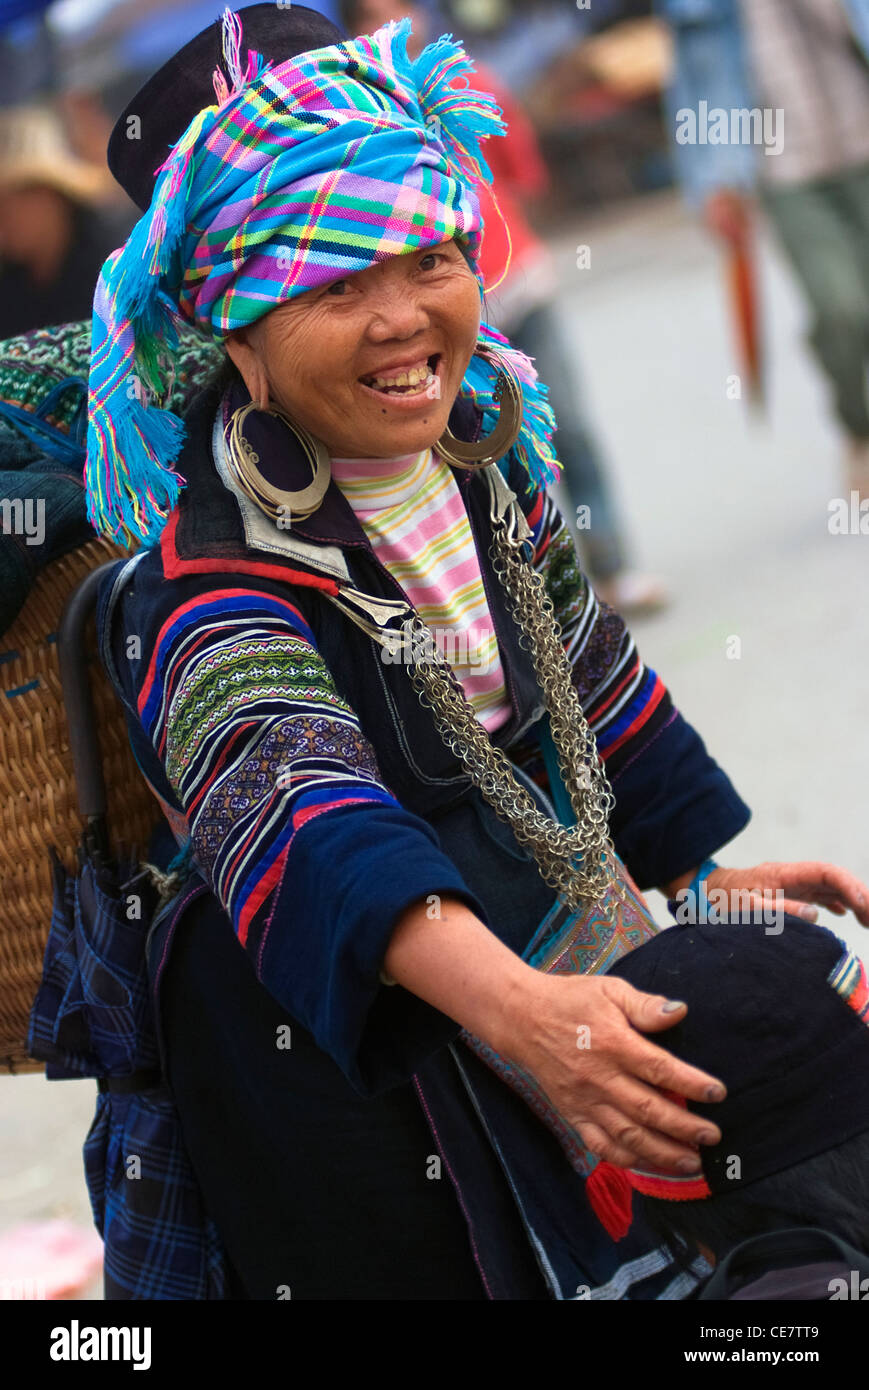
0, 318, 222, 1074
0, 538, 160, 1073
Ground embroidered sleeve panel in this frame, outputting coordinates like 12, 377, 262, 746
136, 585, 401, 951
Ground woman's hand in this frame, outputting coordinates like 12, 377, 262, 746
694, 863, 869, 927
500, 970, 726, 1173
384, 894, 726, 1173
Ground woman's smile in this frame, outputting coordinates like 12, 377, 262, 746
225, 240, 480, 457
358, 352, 443, 404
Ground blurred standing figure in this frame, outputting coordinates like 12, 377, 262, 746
342, 0, 668, 615
659, 0, 869, 499
0, 106, 132, 338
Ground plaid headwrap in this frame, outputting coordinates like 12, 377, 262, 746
85, 7, 560, 551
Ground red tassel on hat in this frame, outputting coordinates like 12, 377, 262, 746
586, 1162, 635, 1241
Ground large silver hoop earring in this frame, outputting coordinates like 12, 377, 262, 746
436, 345, 524, 470
223, 400, 331, 524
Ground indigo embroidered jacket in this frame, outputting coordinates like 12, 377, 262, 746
98, 375, 751, 1098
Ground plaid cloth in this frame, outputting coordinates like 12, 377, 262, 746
28, 848, 162, 1080
83, 1086, 227, 1300
84, 7, 559, 554
28, 837, 228, 1299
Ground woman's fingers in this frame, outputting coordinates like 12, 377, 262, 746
571, 1050, 724, 1170
758, 893, 817, 922
608, 982, 690, 1035
619, 1030, 727, 1111
774, 863, 869, 927
729, 888, 816, 923
708, 863, 869, 927
604, 1074, 722, 1150
561, 976, 728, 1169
600, 978, 727, 1105
576, 1121, 640, 1171
577, 1103, 703, 1172
514, 975, 728, 1173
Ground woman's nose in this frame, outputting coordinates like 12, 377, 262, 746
365, 281, 431, 341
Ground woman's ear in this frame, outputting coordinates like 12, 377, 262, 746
224, 330, 270, 409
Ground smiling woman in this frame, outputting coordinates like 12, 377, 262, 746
55, 0, 869, 1304
224, 239, 481, 459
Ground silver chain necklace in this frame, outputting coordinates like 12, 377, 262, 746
327, 464, 619, 917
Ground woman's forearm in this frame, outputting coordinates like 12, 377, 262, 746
383, 891, 728, 1174
382, 894, 536, 1053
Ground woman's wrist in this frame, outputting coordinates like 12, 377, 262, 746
661, 859, 720, 924
661, 858, 719, 900
382, 892, 537, 1053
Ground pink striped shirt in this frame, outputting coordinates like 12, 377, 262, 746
329, 446, 512, 732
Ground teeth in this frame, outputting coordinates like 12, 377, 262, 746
367, 359, 435, 390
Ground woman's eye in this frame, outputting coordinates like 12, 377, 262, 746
419, 252, 443, 271
326, 279, 350, 295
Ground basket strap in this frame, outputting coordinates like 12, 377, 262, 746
57, 554, 145, 863
96, 550, 147, 723
97, 551, 198, 868
98, 1069, 163, 1094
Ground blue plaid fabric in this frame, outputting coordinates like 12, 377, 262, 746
84, 1088, 227, 1300
28, 843, 229, 1299
29, 848, 159, 1078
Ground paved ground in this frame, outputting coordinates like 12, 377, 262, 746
1, 189, 866, 1297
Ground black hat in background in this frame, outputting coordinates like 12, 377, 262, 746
107, 5, 345, 211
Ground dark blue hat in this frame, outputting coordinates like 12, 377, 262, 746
607, 918, 869, 1199
108, 4, 344, 211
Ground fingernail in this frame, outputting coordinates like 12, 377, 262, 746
677, 1156, 702, 1173
661, 999, 686, 1014
706, 1084, 726, 1102
697, 1129, 718, 1146
857, 893, 865, 907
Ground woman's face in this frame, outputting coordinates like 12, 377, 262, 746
225, 238, 482, 459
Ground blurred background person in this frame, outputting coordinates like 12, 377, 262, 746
0, 103, 133, 337
343, 0, 669, 615
658, 0, 869, 501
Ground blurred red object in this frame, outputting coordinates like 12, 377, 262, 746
0, 1220, 103, 1300
727, 233, 765, 411
704, 191, 765, 411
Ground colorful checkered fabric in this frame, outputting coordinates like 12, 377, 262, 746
829, 943, 869, 1023
85, 7, 559, 552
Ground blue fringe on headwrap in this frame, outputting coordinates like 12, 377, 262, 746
462, 322, 561, 491
404, 22, 506, 185
85, 257, 189, 551
85, 10, 272, 551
